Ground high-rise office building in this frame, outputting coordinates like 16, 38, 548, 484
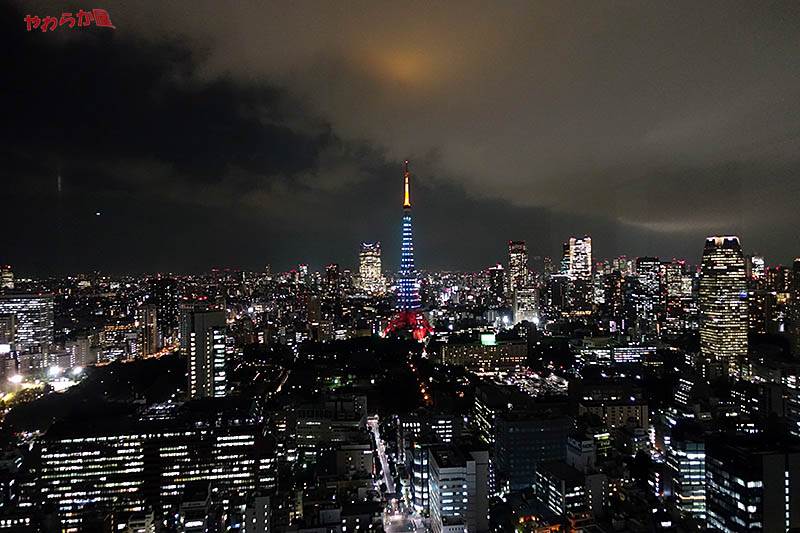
180, 483, 212, 533
146, 277, 179, 341
634, 257, 662, 340
749, 287, 780, 335
705, 436, 800, 532
180, 303, 200, 357
512, 286, 539, 325
601, 270, 623, 320
65, 337, 95, 367
663, 261, 691, 336
487, 264, 505, 305
429, 445, 489, 533
408, 442, 433, 513
298, 263, 309, 283
662, 261, 684, 298
358, 242, 383, 295
666, 425, 705, 520
699, 236, 748, 376
295, 394, 368, 461
137, 304, 160, 358
745, 254, 766, 280
560, 242, 571, 276
0, 265, 13, 289
568, 279, 593, 314
494, 412, 574, 490
561, 237, 592, 313
325, 264, 340, 297
568, 236, 592, 280
541, 256, 554, 275
0, 314, 16, 346
752, 255, 766, 279
186, 310, 227, 399
790, 258, 800, 358
243, 493, 270, 533
0, 294, 54, 356
306, 295, 322, 327
534, 461, 587, 516
472, 382, 543, 445
341, 268, 354, 291
766, 265, 792, 293
507, 241, 528, 292
36, 399, 276, 529
612, 255, 634, 276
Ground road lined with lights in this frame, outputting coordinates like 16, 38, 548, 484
369, 415, 428, 533
368, 416, 394, 495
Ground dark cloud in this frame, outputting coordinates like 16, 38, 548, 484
3, 1, 800, 275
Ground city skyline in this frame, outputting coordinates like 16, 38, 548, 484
1, 231, 793, 279
4, 1, 800, 275
4, 2, 800, 532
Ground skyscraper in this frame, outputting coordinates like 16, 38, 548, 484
666, 424, 706, 520
38, 400, 276, 529
428, 445, 489, 533
705, 436, 800, 532
562, 236, 593, 313
384, 161, 432, 341
146, 277, 179, 341
513, 286, 539, 325
325, 263, 340, 297
0, 265, 13, 290
186, 310, 227, 399
298, 263, 309, 283
358, 242, 383, 295
745, 254, 766, 280
663, 261, 691, 336
789, 258, 800, 358
699, 236, 748, 376
507, 241, 528, 292
662, 261, 684, 298
509, 242, 537, 324
634, 257, 662, 340
0, 294, 54, 356
487, 264, 505, 305
0, 314, 16, 346
137, 304, 159, 358
560, 242, 571, 276
568, 236, 592, 280
612, 255, 634, 276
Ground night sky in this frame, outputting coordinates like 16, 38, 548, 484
3, 1, 800, 276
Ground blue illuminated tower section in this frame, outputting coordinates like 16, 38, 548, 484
384, 160, 433, 341
398, 160, 421, 310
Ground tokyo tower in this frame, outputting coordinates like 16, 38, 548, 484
383, 161, 433, 341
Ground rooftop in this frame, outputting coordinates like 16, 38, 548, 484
537, 461, 585, 486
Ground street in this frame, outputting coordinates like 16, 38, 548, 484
368, 416, 427, 533
368, 416, 395, 495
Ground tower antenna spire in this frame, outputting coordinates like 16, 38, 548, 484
403, 159, 411, 208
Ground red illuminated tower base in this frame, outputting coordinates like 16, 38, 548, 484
383, 310, 433, 341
